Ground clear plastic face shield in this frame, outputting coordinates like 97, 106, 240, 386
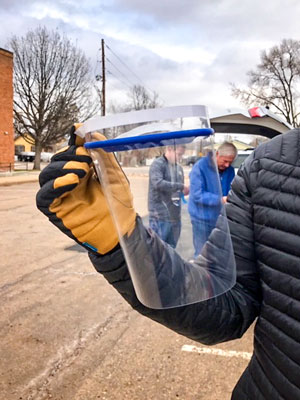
77, 106, 236, 309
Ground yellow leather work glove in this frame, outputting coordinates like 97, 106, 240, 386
36, 125, 136, 254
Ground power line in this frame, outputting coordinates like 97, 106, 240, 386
106, 44, 146, 86
106, 69, 133, 91
101, 38, 106, 116
106, 57, 137, 88
105, 43, 157, 97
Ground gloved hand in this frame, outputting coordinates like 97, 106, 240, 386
36, 124, 136, 255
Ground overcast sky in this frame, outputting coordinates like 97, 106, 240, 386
1, 0, 300, 117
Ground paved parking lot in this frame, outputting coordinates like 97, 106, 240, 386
0, 176, 254, 400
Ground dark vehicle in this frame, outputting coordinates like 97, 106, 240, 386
210, 107, 292, 173
17, 151, 54, 163
210, 106, 292, 139
231, 149, 254, 173
18, 151, 35, 162
184, 155, 200, 166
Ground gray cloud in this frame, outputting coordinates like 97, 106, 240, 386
1, 0, 300, 111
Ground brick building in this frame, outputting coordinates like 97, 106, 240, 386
0, 48, 14, 172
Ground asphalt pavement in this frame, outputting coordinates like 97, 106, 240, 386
0, 168, 254, 400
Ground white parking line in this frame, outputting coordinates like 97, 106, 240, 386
182, 344, 252, 360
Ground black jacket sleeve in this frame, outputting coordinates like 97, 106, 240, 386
89, 154, 261, 345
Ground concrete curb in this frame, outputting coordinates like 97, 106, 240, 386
0, 174, 39, 187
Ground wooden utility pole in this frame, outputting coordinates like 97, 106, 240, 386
101, 39, 106, 116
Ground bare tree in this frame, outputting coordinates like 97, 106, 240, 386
10, 26, 99, 169
127, 84, 160, 110
106, 85, 162, 137
105, 85, 162, 165
231, 39, 300, 127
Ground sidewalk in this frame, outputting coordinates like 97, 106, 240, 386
0, 166, 187, 187
0, 171, 40, 186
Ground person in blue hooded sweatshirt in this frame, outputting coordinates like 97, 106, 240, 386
188, 141, 237, 258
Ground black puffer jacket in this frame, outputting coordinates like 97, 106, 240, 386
90, 129, 300, 400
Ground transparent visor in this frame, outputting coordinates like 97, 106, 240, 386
78, 106, 236, 309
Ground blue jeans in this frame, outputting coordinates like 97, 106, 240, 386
191, 219, 215, 258
149, 217, 181, 248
